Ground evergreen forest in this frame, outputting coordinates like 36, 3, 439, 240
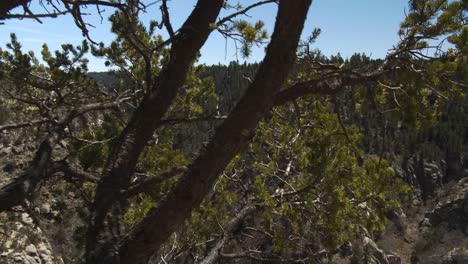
0, 1, 467, 263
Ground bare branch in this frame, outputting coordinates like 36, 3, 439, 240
0, 119, 50, 133
61, 95, 133, 124
199, 205, 258, 264
160, 115, 227, 126
50, 159, 100, 183
161, 0, 175, 39
217, 0, 278, 26
0, 95, 131, 211
2, 10, 68, 20
126, 166, 188, 197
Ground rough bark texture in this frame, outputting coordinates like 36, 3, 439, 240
114, 1, 312, 263
85, 0, 225, 262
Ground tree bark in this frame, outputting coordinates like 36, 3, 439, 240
85, 0, 225, 262
114, 1, 312, 263
0, 0, 29, 19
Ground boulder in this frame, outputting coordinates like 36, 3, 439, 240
25, 244, 37, 255
363, 236, 390, 264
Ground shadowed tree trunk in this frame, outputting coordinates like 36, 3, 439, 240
113, 1, 312, 263
85, 0, 226, 262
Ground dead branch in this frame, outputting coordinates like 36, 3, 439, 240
50, 159, 100, 183
217, 0, 278, 26
0, 119, 50, 133
199, 205, 258, 264
126, 166, 188, 197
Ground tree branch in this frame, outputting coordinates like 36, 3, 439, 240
2, 10, 68, 20
0, 96, 131, 212
160, 115, 227, 126
0, 119, 50, 133
115, 1, 312, 263
199, 205, 258, 264
126, 166, 188, 198
217, 0, 278, 26
86, 1, 227, 262
161, 0, 175, 39
50, 159, 100, 183
0, 0, 30, 20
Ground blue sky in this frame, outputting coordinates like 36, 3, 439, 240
0, 0, 409, 72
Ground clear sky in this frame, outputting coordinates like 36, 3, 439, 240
0, 0, 409, 72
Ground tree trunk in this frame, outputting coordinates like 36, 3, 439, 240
114, 1, 312, 263
85, 0, 225, 262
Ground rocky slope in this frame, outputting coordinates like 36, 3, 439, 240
355, 162, 468, 264
0, 139, 87, 263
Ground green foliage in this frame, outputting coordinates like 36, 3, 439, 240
71, 114, 123, 171
91, 11, 170, 92
123, 143, 189, 227
0, 33, 98, 111
167, 64, 218, 119
403, 0, 466, 40
0, 1, 465, 261
247, 99, 409, 251
157, 36, 463, 257
121, 65, 220, 228
228, 19, 269, 58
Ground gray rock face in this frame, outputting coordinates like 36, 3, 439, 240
0, 210, 60, 264
20, 213, 34, 225
25, 244, 38, 255
0, 141, 83, 263
428, 178, 468, 231
40, 203, 51, 215
413, 248, 468, 264
0, 146, 12, 157
363, 236, 390, 264
411, 178, 468, 264
400, 158, 445, 202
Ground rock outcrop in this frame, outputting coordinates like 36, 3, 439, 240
0, 140, 86, 263
411, 177, 468, 264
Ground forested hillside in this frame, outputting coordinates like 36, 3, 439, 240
0, 0, 466, 263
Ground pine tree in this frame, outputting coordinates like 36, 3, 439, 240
0, 0, 466, 263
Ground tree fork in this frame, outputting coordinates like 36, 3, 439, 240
85, 0, 226, 262
114, 1, 312, 263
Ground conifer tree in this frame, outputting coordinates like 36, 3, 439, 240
0, 0, 466, 263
